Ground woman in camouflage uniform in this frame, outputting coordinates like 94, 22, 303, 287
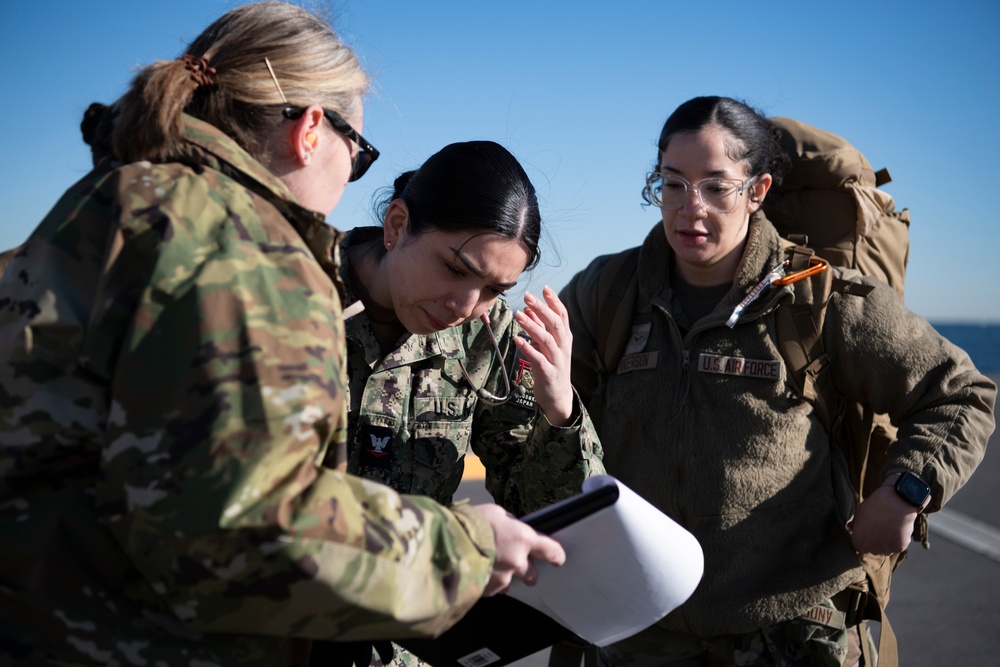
335, 141, 606, 665
0, 3, 566, 665
342, 141, 605, 513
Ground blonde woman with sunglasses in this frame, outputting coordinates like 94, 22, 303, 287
0, 3, 569, 664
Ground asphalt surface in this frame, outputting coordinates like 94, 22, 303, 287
454, 372, 1000, 667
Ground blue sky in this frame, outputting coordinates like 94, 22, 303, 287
1, 0, 998, 322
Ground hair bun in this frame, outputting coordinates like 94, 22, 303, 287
393, 170, 416, 198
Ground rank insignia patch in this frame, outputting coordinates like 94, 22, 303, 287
359, 424, 394, 471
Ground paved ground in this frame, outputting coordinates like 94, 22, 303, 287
454, 373, 1000, 667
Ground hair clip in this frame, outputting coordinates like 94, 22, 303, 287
264, 57, 288, 104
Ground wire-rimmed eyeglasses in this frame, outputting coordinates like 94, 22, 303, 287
642, 172, 757, 214
282, 106, 380, 182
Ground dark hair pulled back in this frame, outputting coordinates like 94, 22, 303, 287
656, 96, 788, 184
376, 141, 541, 270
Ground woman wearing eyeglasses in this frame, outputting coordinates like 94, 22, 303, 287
0, 3, 570, 665
560, 96, 994, 666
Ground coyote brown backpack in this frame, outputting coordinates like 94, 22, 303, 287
582, 117, 915, 667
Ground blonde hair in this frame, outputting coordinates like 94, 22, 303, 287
112, 1, 368, 164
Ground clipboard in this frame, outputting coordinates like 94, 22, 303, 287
398, 592, 575, 667
519, 481, 619, 534
398, 483, 620, 667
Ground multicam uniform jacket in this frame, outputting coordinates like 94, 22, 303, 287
0, 115, 497, 666
341, 228, 605, 517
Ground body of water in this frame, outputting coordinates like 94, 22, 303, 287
930, 323, 1000, 374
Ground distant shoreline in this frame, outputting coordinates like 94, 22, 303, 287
930, 320, 1000, 327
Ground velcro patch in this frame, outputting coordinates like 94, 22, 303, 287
413, 396, 475, 421
624, 323, 652, 355
508, 342, 536, 410
698, 353, 782, 380
800, 603, 847, 630
359, 424, 394, 471
617, 351, 659, 375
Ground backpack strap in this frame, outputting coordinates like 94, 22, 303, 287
774, 243, 900, 667
775, 242, 836, 432
593, 246, 641, 378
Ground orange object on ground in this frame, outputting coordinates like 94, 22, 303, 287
463, 453, 486, 480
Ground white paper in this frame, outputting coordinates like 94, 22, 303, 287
506, 475, 703, 647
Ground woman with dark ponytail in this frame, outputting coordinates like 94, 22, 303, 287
0, 4, 571, 665
316, 139, 606, 666
341, 138, 604, 508
561, 96, 994, 666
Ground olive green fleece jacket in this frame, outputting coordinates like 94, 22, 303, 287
561, 216, 996, 637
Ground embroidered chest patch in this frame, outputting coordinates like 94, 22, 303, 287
508, 348, 537, 410
624, 323, 652, 355
617, 351, 660, 375
359, 424, 394, 471
698, 353, 783, 380
617, 323, 659, 375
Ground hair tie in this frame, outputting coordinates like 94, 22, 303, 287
179, 54, 217, 88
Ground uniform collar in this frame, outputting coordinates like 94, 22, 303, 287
731, 214, 785, 294
636, 214, 788, 320
176, 114, 304, 207
176, 114, 346, 300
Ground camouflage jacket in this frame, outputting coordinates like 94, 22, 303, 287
341, 228, 605, 517
0, 115, 496, 666
0, 245, 21, 277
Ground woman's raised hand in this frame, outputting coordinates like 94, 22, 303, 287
513, 286, 576, 426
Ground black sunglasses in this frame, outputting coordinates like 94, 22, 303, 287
282, 106, 379, 182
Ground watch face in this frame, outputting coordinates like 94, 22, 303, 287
895, 472, 931, 507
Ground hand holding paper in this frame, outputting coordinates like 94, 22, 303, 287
401, 476, 703, 666
473, 502, 566, 595
510, 475, 704, 646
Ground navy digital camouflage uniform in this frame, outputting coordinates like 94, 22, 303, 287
339, 228, 606, 667
341, 228, 605, 516
0, 115, 499, 666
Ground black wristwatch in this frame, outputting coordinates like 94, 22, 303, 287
894, 471, 931, 509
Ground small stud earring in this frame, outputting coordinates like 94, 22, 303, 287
385, 241, 393, 249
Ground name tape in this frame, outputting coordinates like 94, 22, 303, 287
698, 353, 782, 380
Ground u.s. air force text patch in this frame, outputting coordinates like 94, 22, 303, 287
698, 353, 783, 380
